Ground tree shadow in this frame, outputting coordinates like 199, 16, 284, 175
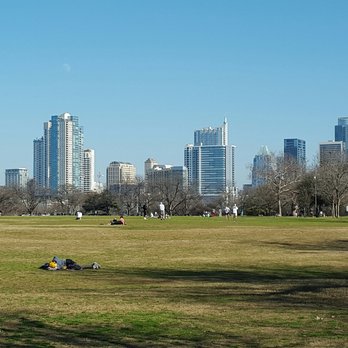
0, 313, 260, 348
263, 239, 348, 251
102, 267, 347, 283
74, 266, 348, 310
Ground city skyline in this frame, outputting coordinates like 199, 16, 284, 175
1, 1, 348, 187
1, 112, 347, 190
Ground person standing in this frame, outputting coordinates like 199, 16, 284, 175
159, 202, 165, 220
232, 204, 238, 219
142, 204, 148, 219
224, 206, 231, 219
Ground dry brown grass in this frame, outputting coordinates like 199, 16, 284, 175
0, 215, 347, 347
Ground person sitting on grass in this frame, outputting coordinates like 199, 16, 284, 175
110, 215, 126, 225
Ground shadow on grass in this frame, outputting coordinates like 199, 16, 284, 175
264, 239, 348, 252
78, 266, 348, 310
46, 265, 345, 318
0, 313, 260, 348
111, 267, 347, 283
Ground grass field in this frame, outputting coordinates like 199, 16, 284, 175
0, 215, 347, 347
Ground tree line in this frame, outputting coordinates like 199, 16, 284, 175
1, 155, 348, 217
241, 154, 348, 217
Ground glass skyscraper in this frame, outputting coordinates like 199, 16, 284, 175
33, 113, 84, 191
335, 116, 348, 153
284, 138, 306, 167
184, 119, 236, 198
252, 145, 273, 187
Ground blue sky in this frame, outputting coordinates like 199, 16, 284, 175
1, 0, 348, 187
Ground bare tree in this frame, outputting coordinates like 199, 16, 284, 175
146, 176, 189, 216
316, 155, 348, 217
53, 184, 85, 215
0, 186, 20, 215
295, 171, 318, 216
267, 156, 304, 216
11, 179, 44, 215
117, 182, 140, 216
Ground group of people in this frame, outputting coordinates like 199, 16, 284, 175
110, 202, 238, 222
224, 204, 238, 219
142, 202, 167, 220
109, 202, 167, 224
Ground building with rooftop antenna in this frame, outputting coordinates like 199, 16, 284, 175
252, 145, 273, 187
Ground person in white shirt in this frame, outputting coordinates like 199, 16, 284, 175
159, 202, 165, 220
232, 204, 238, 219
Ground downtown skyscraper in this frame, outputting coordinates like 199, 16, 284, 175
184, 119, 236, 198
33, 112, 85, 191
284, 138, 306, 167
252, 145, 273, 187
334, 116, 348, 154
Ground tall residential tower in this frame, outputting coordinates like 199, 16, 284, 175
33, 113, 86, 191
83, 149, 95, 192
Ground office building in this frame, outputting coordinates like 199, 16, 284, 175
33, 112, 84, 191
106, 161, 136, 192
184, 119, 236, 198
144, 158, 158, 180
145, 161, 188, 190
319, 141, 345, 165
5, 168, 29, 188
284, 138, 306, 167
